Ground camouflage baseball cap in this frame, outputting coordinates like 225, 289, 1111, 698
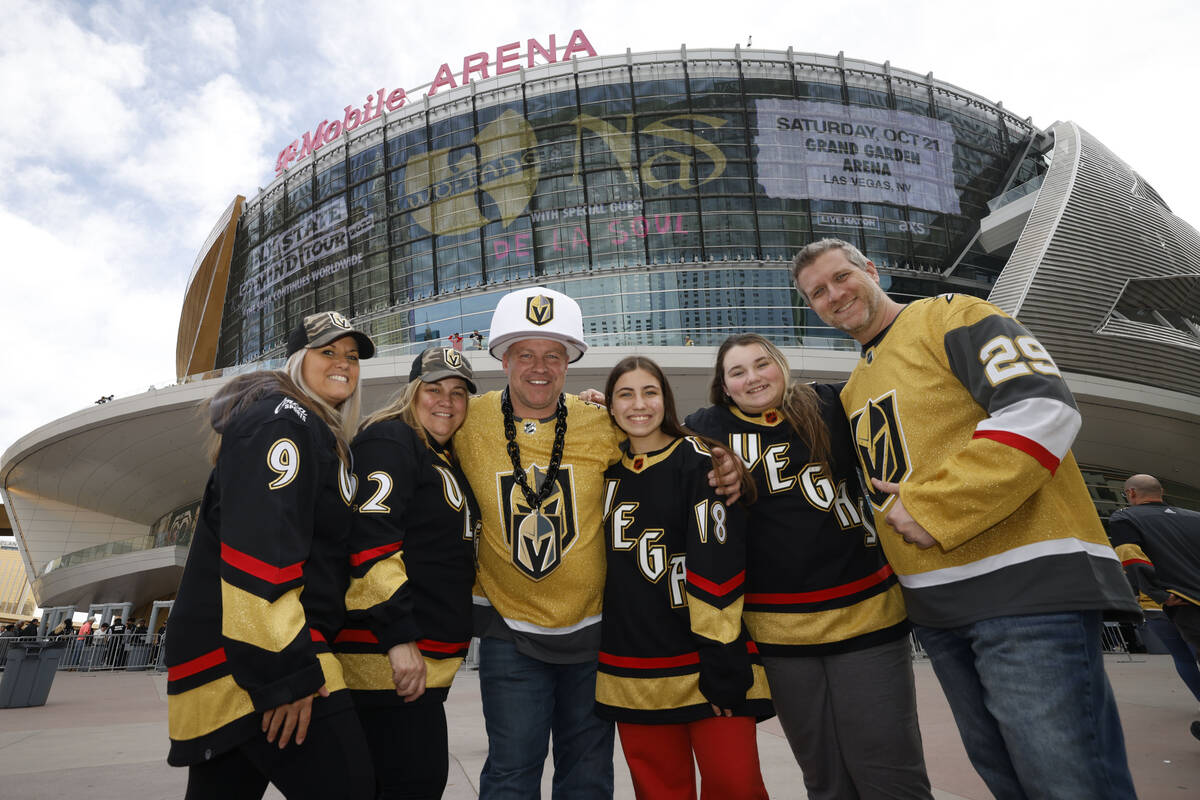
409, 347, 477, 393
286, 311, 376, 359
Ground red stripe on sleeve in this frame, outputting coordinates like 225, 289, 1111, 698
972, 429, 1060, 474
687, 569, 745, 597
349, 541, 402, 567
168, 647, 226, 682
334, 628, 379, 644
220, 543, 305, 584
746, 564, 894, 605
309, 628, 326, 642
599, 651, 701, 669
1121, 558, 1153, 568
417, 638, 471, 654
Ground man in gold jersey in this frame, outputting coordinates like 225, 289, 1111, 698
454, 286, 620, 799
793, 239, 1140, 800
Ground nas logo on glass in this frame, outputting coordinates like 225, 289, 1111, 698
848, 391, 912, 510
525, 295, 554, 326
499, 464, 579, 580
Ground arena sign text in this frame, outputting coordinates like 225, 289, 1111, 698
274, 30, 597, 176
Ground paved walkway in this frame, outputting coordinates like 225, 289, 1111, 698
0, 655, 1196, 799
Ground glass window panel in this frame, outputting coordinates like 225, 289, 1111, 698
349, 143, 384, 184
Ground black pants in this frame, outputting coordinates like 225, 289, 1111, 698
184, 707, 373, 800
358, 697, 449, 799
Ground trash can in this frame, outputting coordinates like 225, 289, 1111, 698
0, 640, 66, 708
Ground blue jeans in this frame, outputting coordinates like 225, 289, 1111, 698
1145, 615, 1200, 702
915, 611, 1135, 800
478, 637, 614, 799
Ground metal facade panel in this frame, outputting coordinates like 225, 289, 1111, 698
989, 122, 1200, 398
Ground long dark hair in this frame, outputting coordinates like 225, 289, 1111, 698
709, 333, 830, 468
605, 355, 756, 503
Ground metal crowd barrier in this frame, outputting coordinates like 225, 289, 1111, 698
0, 632, 168, 673
0, 623, 1144, 678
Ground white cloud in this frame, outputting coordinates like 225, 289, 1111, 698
0, 209, 179, 456
0, 1, 146, 170
188, 7, 239, 70
114, 73, 276, 244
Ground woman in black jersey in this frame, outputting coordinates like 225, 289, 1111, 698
596, 355, 771, 800
166, 311, 376, 800
335, 346, 480, 800
684, 333, 932, 800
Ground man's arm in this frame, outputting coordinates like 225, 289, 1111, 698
898, 300, 1082, 550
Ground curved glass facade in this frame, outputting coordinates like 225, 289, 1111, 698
215, 48, 1042, 367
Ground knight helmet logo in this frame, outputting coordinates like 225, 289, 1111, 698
501, 464, 578, 580
848, 391, 912, 510
327, 311, 352, 329
444, 348, 464, 368
525, 295, 554, 326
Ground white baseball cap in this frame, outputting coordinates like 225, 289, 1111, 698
488, 286, 588, 363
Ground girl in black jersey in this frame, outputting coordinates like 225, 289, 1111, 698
596, 356, 771, 800
685, 334, 931, 800
166, 311, 376, 800
334, 347, 480, 800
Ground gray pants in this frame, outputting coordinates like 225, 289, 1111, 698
762, 637, 931, 800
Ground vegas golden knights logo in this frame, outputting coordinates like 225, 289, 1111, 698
444, 348, 463, 368
848, 391, 912, 510
500, 464, 578, 580
526, 295, 554, 326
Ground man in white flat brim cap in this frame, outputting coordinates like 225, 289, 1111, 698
454, 286, 739, 799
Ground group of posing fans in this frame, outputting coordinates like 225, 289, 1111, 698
165, 238, 1146, 800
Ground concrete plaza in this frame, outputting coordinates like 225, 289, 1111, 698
0, 654, 1196, 799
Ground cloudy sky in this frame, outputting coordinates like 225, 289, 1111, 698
1, 0, 1196, 457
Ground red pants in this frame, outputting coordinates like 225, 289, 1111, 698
617, 716, 769, 800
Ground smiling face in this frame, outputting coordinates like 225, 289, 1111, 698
414, 377, 469, 445
609, 368, 672, 453
501, 338, 568, 418
300, 335, 360, 408
721, 343, 786, 415
794, 249, 889, 343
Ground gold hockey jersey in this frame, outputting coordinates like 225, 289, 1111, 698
841, 294, 1140, 627
456, 391, 623, 659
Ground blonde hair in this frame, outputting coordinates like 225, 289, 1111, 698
359, 379, 428, 447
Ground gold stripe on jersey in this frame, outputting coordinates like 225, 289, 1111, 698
744, 583, 906, 646
220, 582, 306, 652
333, 652, 463, 692
620, 439, 685, 473
426, 657, 462, 688
597, 664, 771, 711
168, 675, 255, 741
338, 652, 390, 692
345, 553, 408, 611
317, 652, 347, 692
730, 407, 786, 427
687, 594, 743, 644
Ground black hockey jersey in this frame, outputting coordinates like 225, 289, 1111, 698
686, 386, 908, 656
1109, 502, 1200, 606
167, 385, 353, 766
595, 437, 773, 724
334, 420, 479, 704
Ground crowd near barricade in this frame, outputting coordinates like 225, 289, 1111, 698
0, 631, 168, 673
0, 624, 1144, 677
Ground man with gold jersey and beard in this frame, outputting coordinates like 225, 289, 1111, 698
793, 238, 1141, 800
